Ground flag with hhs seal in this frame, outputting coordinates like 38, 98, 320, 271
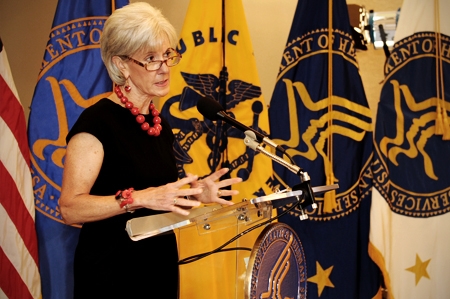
268, 0, 381, 298
27, 1, 128, 298
369, 0, 450, 298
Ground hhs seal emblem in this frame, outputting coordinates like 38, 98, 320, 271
245, 223, 307, 299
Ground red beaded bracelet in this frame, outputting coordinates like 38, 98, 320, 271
115, 188, 135, 213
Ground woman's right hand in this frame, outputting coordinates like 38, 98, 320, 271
133, 175, 203, 216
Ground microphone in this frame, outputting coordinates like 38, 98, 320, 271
197, 97, 286, 154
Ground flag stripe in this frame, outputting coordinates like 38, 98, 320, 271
0, 247, 34, 299
0, 72, 34, 222
0, 108, 38, 265
1, 44, 41, 298
0, 48, 20, 99
0, 54, 39, 266
0, 159, 39, 264
0, 58, 29, 167
0, 116, 35, 217
0, 204, 40, 299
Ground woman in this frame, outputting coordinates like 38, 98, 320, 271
59, 2, 241, 298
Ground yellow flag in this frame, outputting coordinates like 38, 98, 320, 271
159, 0, 273, 298
159, 0, 272, 201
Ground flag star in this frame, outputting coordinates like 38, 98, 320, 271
307, 261, 335, 296
405, 254, 431, 285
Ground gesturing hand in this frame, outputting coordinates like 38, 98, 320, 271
188, 168, 242, 205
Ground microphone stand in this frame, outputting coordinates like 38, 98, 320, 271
244, 131, 318, 220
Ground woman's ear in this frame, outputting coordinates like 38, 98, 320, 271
112, 56, 129, 78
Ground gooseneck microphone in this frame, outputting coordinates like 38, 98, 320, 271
197, 96, 320, 219
196, 97, 286, 154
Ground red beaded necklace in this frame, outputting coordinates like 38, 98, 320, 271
114, 85, 162, 136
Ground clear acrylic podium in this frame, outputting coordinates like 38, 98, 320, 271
125, 185, 337, 299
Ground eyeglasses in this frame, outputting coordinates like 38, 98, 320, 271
126, 48, 182, 71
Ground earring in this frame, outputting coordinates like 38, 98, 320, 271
124, 79, 131, 92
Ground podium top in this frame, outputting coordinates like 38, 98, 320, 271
125, 184, 339, 241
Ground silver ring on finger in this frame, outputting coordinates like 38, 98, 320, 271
217, 190, 222, 197
173, 197, 178, 205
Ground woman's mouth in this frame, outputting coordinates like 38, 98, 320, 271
155, 79, 169, 87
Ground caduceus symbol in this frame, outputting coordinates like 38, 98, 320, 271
161, 71, 267, 179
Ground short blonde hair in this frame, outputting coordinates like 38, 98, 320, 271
101, 2, 178, 85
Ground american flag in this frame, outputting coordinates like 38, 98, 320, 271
0, 38, 41, 299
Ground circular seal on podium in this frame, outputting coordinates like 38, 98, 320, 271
245, 223, 307, 299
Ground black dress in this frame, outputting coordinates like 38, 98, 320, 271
66, 99, 179, 299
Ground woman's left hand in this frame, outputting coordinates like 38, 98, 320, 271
187, 168, 241, 206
